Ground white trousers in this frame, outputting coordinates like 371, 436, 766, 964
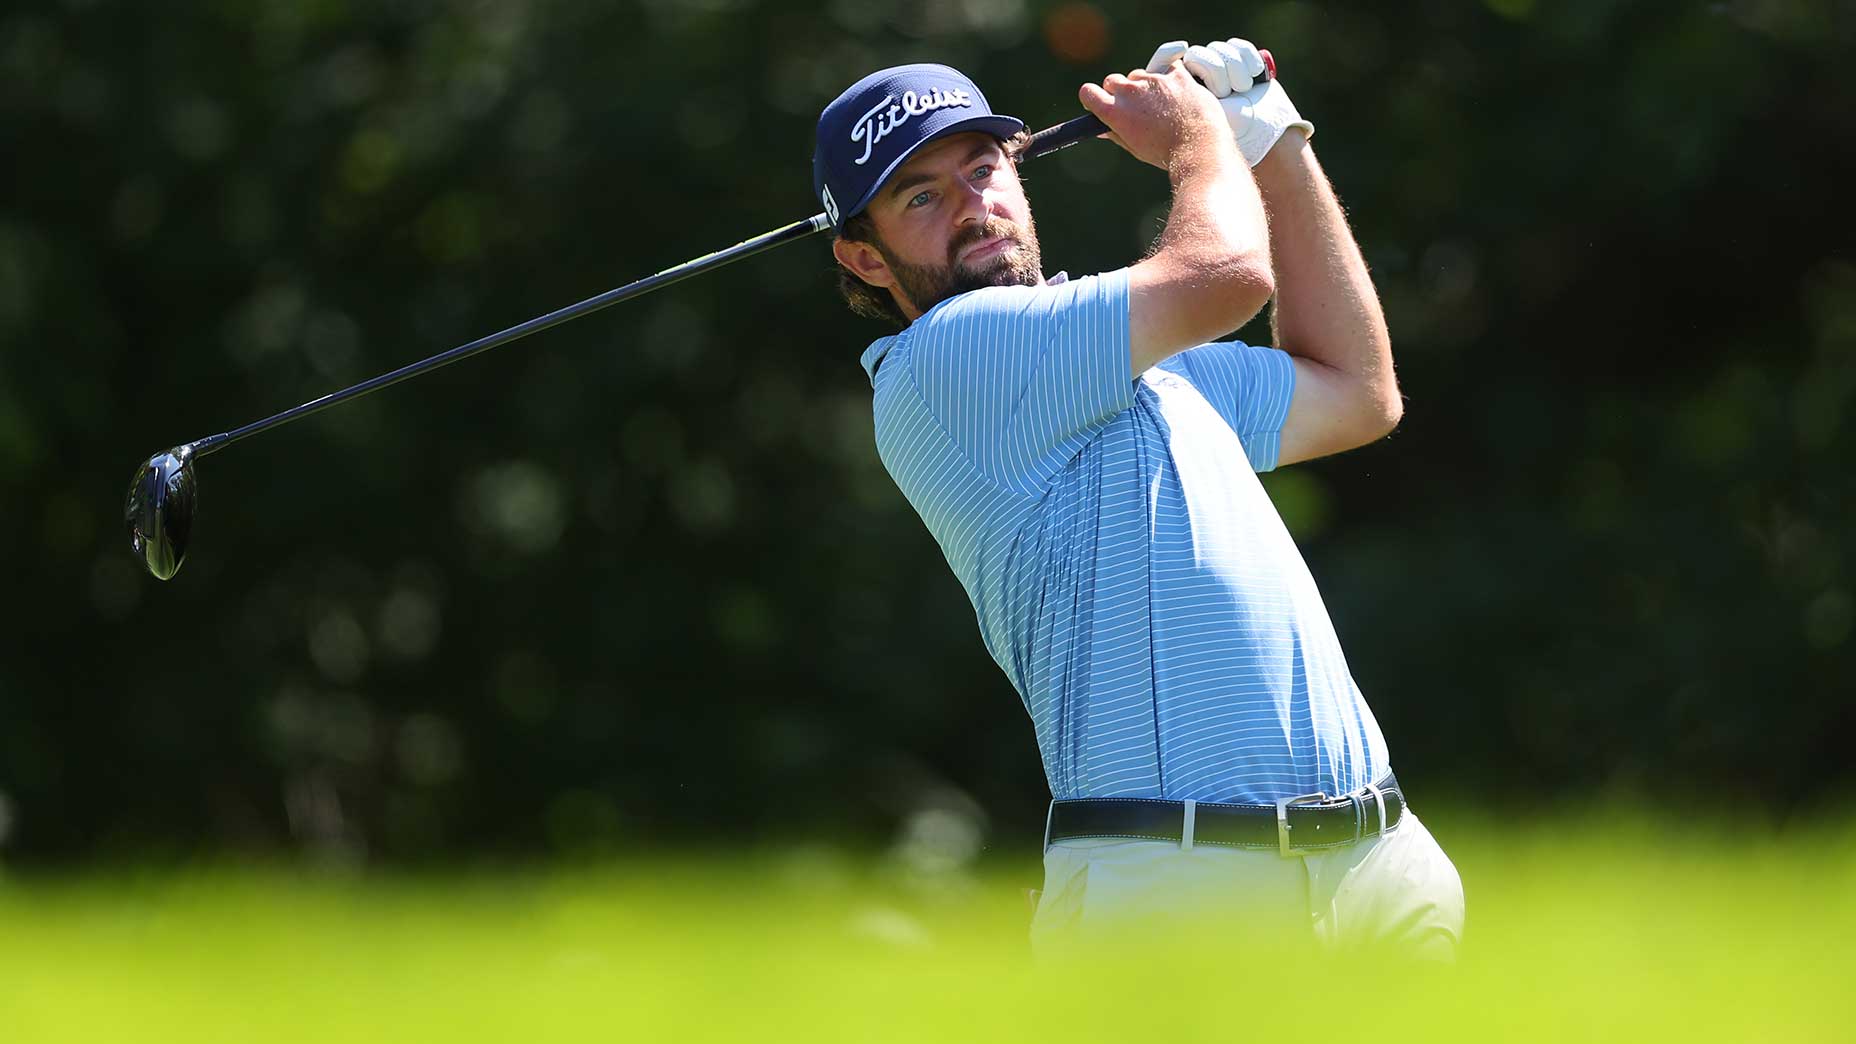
1030, 808, 1465, 961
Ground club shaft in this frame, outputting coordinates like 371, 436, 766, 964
185, 107, 1138, 459
190, 213, 834, 457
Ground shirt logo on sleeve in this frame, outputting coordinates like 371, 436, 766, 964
850, 88, 974, 165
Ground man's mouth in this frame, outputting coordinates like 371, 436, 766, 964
958, 236, 1013, 265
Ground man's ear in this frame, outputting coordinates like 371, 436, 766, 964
832, 237, 896, 290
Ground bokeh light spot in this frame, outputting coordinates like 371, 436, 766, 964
378, 587, 442, 661
1260, 470, 1333, 539
309, 608, 371, 684
1042, 2, 1109, 64
340, 129, 399, 195
461, 460, 568, 555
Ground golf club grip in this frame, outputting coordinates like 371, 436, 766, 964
1025, 114, 1109, 160
1024, 51, 1275, 161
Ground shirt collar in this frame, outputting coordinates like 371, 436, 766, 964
858, 336, 895, 384
858, 271, 1068, 385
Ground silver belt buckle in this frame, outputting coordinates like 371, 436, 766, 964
1275, 791, 1329, 857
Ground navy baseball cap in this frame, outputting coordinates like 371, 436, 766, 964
812, 64, 1025, 230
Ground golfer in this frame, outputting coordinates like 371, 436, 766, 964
815, 40, 1464, 958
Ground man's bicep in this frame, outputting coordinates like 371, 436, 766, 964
1127, 254, 1275, 377
1276, 356, 1397, 467
1129, 260, 1229, 377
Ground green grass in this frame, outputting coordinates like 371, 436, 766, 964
2, 810, 1852, 1042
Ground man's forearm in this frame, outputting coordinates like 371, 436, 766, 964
1123, 126, 1274, 370
1157, 133, 1272, 290
1253, 133, 1397, 411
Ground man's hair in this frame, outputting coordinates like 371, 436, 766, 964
834, 130, 1031, 328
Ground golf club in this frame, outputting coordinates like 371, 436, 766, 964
124, 55, 1275, 580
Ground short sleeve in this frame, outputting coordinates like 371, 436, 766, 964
1170, 341, 1297, 472
903, 269, 1134, 493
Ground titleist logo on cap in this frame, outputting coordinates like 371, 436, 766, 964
851, 88, 974, 165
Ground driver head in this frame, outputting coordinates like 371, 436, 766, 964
125, 446, 197, 580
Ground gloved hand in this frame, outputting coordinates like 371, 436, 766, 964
1146, 38, 1313, 166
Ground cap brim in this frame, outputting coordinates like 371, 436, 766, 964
844, 113, 1027, 222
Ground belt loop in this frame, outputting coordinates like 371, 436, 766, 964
1363, 783, 1388, 837
1180, 799, 1197, 851
1350, 791, 1364, 843
1042, 800, 1055, 852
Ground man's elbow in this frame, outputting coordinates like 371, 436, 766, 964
1211, 254, 1275, 331
1332, 369, 1402, 450
1359, 379, 1403, 443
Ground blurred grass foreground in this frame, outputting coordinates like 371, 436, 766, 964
3, 811, 1852, 1043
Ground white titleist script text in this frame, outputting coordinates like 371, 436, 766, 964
851, 88, 974, 165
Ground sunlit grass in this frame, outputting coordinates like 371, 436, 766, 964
2, 809, 1851, 1042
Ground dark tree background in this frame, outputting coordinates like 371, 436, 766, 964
2, 0, 1851, 863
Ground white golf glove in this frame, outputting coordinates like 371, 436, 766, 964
1146, 38, 1313, 166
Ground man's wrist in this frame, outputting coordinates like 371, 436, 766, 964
1167, 129, 1244, 184
1253, 126, 1312, 183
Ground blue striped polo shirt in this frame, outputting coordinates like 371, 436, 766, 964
858, 267, 1391, 803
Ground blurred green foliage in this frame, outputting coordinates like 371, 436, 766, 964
2, 815, 1853, 1041
0, 0, 1851, 862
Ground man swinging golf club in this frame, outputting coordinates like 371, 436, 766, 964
817, 39, 1465, 957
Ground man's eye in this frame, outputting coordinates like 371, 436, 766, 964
971, 164, 994, 180
908, 191, 933, 208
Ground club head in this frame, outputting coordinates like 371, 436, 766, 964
124, 446, 197, 580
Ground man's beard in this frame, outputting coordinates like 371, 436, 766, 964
881, 215, 1044, 316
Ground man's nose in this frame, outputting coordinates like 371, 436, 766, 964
951, 178, 990, 226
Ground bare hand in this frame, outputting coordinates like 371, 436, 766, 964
1078, 63, 1231, 172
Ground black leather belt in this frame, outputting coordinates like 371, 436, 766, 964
1044, 774, 1405, 857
